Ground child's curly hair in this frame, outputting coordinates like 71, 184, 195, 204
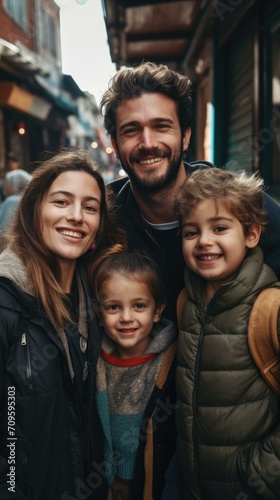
174, 167, 267, 236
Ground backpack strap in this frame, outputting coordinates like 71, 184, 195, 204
177, 288, 188, 328
248, 288, 280, 397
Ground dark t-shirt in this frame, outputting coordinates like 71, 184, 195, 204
149, 226, 185, 321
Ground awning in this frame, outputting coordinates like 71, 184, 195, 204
34, 74, 78, 115
63, 75, 85, 98
67, 115, 97, 139
54, 93, 77, 115
0, 82, 52, 120
0, 38, 50, 76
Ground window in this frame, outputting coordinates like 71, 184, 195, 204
3, 0, 27, 32
41, 8, 57, 58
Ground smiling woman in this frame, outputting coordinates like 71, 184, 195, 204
0, 150, 125, 500
40, 170, 102, 292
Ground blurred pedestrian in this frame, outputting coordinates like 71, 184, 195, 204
0, 169, 32, 231
6, 152, 20, 171
0, 152, 21, 202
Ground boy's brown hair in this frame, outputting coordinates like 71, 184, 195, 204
174, 167, 267, 236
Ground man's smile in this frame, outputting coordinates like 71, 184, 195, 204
139, 157, 164, 165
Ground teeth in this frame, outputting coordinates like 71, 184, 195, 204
199, 255, 220, 261
59, 230, 83, 238
139, 157, 163, 165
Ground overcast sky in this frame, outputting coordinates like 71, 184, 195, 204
55, 0, 117, 105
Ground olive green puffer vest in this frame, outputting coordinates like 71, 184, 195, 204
176, 247, 280, 500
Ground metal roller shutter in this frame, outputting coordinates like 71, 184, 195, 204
225, 25, 254, 173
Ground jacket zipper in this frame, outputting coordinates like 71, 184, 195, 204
144, 228, 166, 254
144, 228, 169, 278
193, 305, 208, 499
21, 332, 33, 391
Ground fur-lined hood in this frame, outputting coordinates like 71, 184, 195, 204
0, 248, 35, 296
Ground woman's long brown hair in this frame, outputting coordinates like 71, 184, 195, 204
7, 149, 126, 329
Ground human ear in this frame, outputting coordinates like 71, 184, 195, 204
245, 224, 262, 248
183, 127, 191, 151
153, 304, 166, 323
111, 138, 120, 160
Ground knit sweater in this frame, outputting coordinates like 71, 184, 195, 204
96, 318, 177, 488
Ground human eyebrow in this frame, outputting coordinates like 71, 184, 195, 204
119, 117, 174, 131
49, 191, 100, 204
151, 117, 175, 125
209, 216, 234, 224
182, 221, 197, 228
83, 196, 101, 205
182, 216, 233, 227
49, 190, 73, 197
119, 120, 140, 132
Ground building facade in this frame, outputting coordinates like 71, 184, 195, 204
0, 0, 109, 178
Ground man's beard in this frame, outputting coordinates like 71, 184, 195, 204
121, 144, 184, 195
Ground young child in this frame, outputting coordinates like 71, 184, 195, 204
173, 167, 280, 500
92, 247, 178, 500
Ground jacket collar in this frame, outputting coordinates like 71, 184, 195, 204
184, 247, 278, 314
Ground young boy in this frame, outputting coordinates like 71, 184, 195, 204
92, 248, 177, 500
173, 168, 280, 500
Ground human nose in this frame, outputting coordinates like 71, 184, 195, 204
120, 308, 133, 322
139, 128, 157, 150
66, 203, 83, 223
197, 230, 213, 247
